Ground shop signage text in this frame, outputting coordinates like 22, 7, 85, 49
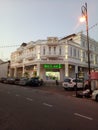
44, 64, 62, 69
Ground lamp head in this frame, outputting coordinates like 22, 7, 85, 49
80, 16, 86, 22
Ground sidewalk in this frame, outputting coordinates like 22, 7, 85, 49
39, 84, 92, 100
39, 84, 75, 97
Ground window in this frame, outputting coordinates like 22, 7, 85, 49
54, 47, 56, 54
78, 50, 80, 58
43, 47, 45, 55
70, 47, 72, 56
95, 55, 97, 64
83, 51, 85, 58
49, 47, 51, 54
59, 46, 61, 55
82, 41, 85, 47
73, 48, 76, 57
29, 47, 33, 52
91, 54, 93, 59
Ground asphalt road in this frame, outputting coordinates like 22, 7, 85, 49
0, 83, 98, 130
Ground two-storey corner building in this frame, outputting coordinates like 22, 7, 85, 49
10, 33, 98, 82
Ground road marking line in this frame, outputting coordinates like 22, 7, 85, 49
26, 98, 33, 101
43, 102, 53, 107
74, 113, 93, 120
16, 94, 20, 97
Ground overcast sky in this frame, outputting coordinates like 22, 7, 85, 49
0, 0, 98, 60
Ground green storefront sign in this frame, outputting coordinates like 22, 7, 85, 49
44, 64, 62, 69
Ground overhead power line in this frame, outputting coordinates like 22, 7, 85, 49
0, 44, 20, 48
81, 22, 98, 33
89, 22, 98, 31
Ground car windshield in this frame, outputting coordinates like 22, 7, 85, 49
64, 79, 71, 82
73, 79, 83, 82
30, 78, 39, 81
20, 78, 28, 81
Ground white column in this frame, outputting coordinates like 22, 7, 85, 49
37, 63, 40, 77
65, 63, 69, 77
8, 68, 11, 77
40, 66, 45, 80
60, 69, 64, 81
22, 58, 25, 77
22, 64, 25, 77
14, 67, 17, 77
75, 65, 78, 74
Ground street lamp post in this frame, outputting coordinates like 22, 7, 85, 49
81, 3, 91, 92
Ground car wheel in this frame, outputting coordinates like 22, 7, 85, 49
64, 88, 68, 91
96, 95, 98, 102
85, 85, 89, 89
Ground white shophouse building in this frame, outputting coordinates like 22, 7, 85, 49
10, 33, 98, 82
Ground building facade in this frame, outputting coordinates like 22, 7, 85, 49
10, 33, 98, 82
0, 60, 10, 78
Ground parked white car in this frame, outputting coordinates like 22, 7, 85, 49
62, 78, 83, 90
92, 90, 98, 102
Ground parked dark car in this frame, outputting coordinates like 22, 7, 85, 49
0, 77, 7, 83
14, 78, 21, 85
19, 77, 29, 86
3, 77, 20, 84
6, 77, 16, 84
26, 77, 41, 87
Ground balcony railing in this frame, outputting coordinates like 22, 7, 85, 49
44, 53, 59, 58
25, 53, 36, 60
16, 56, 23, 63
